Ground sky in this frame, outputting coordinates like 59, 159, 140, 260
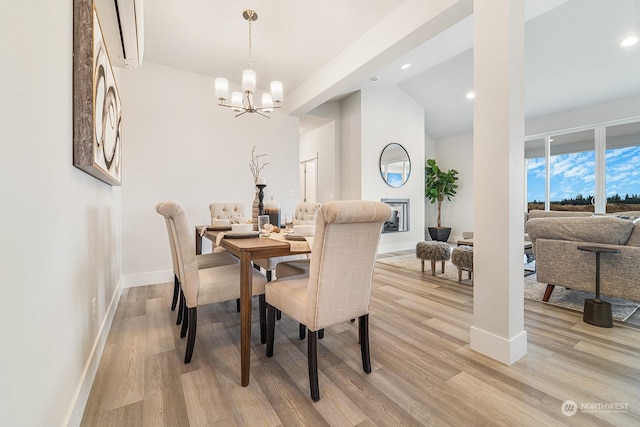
527, 146, 640, 203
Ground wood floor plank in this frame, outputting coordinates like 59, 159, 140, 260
81, 257, 640, 426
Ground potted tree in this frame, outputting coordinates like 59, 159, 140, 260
425, 158, 459, 241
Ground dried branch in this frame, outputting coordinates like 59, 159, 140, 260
249, 146, 269, 183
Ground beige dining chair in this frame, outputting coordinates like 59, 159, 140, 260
209, 203, 246, 253
155, 202, 239, 325
265, 200, 391, 401
253, 201, 320, 281
158, 201, 267, 363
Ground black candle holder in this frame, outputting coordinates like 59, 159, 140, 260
256, 184, 266, 215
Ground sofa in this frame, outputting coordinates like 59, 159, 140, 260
527, 214, 640, 302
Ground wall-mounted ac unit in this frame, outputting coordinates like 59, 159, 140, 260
114, 0, 144, 68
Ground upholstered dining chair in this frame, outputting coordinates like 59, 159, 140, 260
209, 203, 246, 253
157, 201, 268, 363
265, 200, 391, 401
155, 202, 238, 325
253, 201, 320, 281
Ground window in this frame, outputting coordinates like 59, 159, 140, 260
525, 118, 640, 213
605, 121, 640, 213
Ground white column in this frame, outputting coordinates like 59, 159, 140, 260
470, 0, 527, 365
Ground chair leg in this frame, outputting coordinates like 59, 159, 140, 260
299, 323, 306, 340
171, 274, 179, 311
441, 260, 445, 273
184, 307, 197, 364
266, 270, 272, 281
543, 284, 556, 302
259, 295, 267, 344
266, 304, 276, 357
318, 329, 324, 339
236, 298, 240, 312
359, 314, 371, 374
457, 268, 462, 282
180, 298, 189, 338
307, 330, 320, 401
421, 259, 425, 272
276, 309, 282, 320
430, 260, 436, 276
176, 290, 185, 325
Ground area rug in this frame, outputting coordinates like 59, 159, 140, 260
376, 254, 640, 321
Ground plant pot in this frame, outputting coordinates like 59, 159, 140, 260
428, 227, 452, 242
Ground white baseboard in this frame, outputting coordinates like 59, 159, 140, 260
470, 326, 528, 365
64, 279, 122, 427
122, 269, 173, 288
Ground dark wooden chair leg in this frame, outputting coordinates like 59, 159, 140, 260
180, 299, 189, 338
171, 274, 179, 311
236, 298, 240, 312
176, 290, 185, 325
318, 329, 324, 339
543, 284, 555, 302
276, 309, 282, 320
184, 307, 197, 363
308, 330, 320, 401
266, 304, 276, 357
359, 314, 371, 373
259, 295, 267, 344
299, 323, 306, 340
266, 270, 272, 281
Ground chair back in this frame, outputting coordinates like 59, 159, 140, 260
305, 201, 391, 330
294, 202, 321, 224
209, 203, 246, 222
155, 202, 180, 277
157, 202, 201, 308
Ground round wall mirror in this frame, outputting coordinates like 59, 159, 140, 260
379, 143, 411, 187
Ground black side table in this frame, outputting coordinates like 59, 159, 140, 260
577, 245, 621, 328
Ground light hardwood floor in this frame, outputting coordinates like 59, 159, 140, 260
81, 252, 640, 426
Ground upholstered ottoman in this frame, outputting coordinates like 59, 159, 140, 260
451, 246, 473, 282
416, 241, 451, 275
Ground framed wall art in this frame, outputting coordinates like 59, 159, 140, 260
73, 0, 122, 186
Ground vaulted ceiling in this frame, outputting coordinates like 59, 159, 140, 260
139, 0, 640, 139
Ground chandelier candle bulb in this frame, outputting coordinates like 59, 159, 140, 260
231, 92, 243, 111
215, 78, 229, 100
242, 70, 256, 92
271, 81, 283, 103
262, 93, 273, 112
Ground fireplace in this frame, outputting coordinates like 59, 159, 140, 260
381, 198, 409, 233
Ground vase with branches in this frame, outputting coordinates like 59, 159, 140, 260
249, 146, 269, 184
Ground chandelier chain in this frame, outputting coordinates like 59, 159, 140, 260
247, 11, 253, 70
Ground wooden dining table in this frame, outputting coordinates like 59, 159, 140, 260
195, 226, 310, 386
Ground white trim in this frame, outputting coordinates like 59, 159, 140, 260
525, 115, 640, 141
122, 269, 173, 288
64, 279, 122, 427
470, 326, 528, 365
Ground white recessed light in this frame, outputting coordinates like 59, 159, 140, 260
400, 63, 411, 70
621, 35, 638, 47
466, 91, 475, 100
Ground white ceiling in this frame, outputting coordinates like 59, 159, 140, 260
141, 0, 640, 139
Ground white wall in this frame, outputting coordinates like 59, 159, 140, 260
1, 4, 122, 426
435, 132, 474, 241
340, 92, 363, 200
300, 121, 337, 202
360, 86, 426, 252
433, 94, 640, 240
119, 62, 300, 286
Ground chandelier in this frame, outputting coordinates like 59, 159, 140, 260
214, 10, 283, 118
